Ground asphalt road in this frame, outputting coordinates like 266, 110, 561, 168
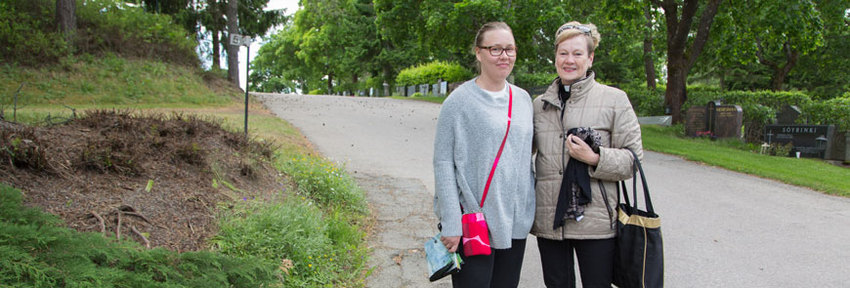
257, 93, 850, 288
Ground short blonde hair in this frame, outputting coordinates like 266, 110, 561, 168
554, 21, 600, 53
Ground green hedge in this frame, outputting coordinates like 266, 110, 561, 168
623, 85, 849, 142
395, 61, 472, 87
513, 73, 557, 93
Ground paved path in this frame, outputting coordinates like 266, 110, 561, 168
257, 93, 850, 288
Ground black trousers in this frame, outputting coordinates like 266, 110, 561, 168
537, 237, 615, 288
451, 238, 527, 288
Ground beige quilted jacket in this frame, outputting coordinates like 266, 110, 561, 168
531, 73, 643, 240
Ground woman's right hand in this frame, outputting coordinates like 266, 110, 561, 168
441, 236, 462, 253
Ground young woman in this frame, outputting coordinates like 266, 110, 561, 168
433, 22, 535, 288
531, 21, 644, 287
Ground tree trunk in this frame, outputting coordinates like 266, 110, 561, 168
768, 43, 799, 91
56, 0, 76, 44
212, 30, 221, 70
643, 3, 657, 90
665, 56, 688, 123
653, 0, 722, 124
226, 0, 240, 86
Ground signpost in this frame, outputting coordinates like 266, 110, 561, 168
230, 33, 252, 139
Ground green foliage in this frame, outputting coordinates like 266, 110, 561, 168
804, 96, 850, 131
513, 73, 557, 92
395, 61, 473, 87
211, 194, 367, 287
1, 0, 197, 67
621, 84, 666, 116
75, 0, 198, 66
0, 0, 71, 65
279, 156, 367, 215
0, 184, 280, 287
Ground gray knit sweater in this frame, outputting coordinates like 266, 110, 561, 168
433, 79, 535, 249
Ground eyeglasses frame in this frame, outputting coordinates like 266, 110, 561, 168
478, 45, 517, 57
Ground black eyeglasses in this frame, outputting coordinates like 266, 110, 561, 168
478, 46, 516, 57
557, 25, 592, 36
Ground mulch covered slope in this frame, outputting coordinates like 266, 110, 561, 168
0, 110, 287, 252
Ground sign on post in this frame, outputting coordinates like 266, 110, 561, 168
230, 33, 252, 138
230, 33, 252, 47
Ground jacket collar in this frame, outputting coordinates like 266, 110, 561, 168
540, 71, 596, 109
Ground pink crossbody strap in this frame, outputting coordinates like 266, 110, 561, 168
479, 86, 512, 208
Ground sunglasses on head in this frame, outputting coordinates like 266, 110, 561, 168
557, 25, 591, 36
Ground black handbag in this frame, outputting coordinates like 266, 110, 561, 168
613, 150, 663, 288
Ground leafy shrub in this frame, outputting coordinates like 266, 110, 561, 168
513, 73, 556, 91
396, 61, 473, 87
211, 196, 367, 287
0, 0, 71, 65
411, 92, 423, 98
621, 84, 666, 116
76, 0, 198, 66
804, 96, 850, 131
0, 0, 197, 67
280, 156, 367, 215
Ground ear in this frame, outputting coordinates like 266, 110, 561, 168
588, 52, 595, 66
475, 47, 482, 63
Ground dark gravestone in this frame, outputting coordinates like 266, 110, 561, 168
764, 125, 835, 158
685, 106, 708, 137
685, 101, 743, 138
713, 105, 743, 138
776, 105, 801, 124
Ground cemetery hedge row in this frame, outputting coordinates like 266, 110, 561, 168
623, 85, 850, 142
395, 61, 473, 87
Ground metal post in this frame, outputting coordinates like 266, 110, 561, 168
244, 45, 250, 139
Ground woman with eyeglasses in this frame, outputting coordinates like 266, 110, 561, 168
531, 21, 644, 287
433, 21, 535, 287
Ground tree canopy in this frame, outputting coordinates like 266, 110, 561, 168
117, 0, 847, 113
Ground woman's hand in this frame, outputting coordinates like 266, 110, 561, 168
441, 236, 462, 253
566, 134, 600, 166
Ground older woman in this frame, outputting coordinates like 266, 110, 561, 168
433, 21, 535, 287
531, 21, 644, 287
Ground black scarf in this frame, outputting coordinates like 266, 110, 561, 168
553, 127, 601, 229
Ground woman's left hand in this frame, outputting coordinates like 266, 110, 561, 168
566, 134, 600, 166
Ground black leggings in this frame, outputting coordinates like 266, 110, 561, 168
451, 238, 527, 288
537, 237, 615, 288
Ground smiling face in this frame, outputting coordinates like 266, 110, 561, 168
555, 35, 594, 85
475, 28, 517, 83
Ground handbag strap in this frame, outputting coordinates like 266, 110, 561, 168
619, 149, 654, 213
479, 86, 513, 208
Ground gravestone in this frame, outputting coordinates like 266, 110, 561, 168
420, 84, 429, 95
432, 83, 439, 96
713, 105, 743, 138
777, 105, 801, 124
407, 86, 415, 97
685, 106, 708, 137
764, 125, 835, 158
685, 101, 743, 138
440, 81, 448, 96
